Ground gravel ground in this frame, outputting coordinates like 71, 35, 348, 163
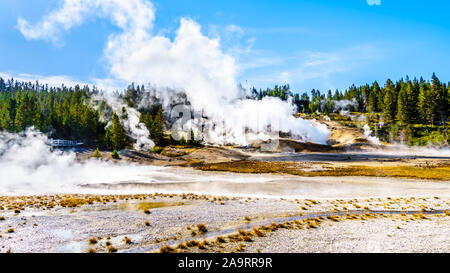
0, 193, 448, 253
240, 214, 450, 253
0, 194, 300, 253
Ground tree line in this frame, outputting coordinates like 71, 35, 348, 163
1, 74, 448, 148
254, 74, 449, 127
0, 78, 105, 141
0, 78, 167, 150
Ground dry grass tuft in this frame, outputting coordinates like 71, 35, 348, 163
186, 240, 199, 247
107, 246, 118, 253
160, 245, 177, 253
197, 223, 208, 234
252, 227, 265, 237
86, 248, 96, 253
216, 236, 226, 243
177, 242, 188, 249
123, 237, 132, 244
88, 237, 98, 245
198, 241, 208, 249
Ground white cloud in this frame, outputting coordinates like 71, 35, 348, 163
367, 0, 381, 6
243, 44, 383, 91
225, 24, 244, 37
17, 0, 155, 45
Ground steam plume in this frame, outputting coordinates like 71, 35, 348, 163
17, 0, 331, 146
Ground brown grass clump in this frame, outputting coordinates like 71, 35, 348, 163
238, 229, 248, 236
186, 240, 199, 247
58, 197, 93, 208
216, 236, 226, 243
160, 245, 177, 253
107, 246, 118, 253
86, 248, 96, 253
6, 228, 14, 233
0, 216, 5, 221
123, 237, 132, 244
306, 221, 318, 229
145, 221, 151, 226
177, 242, 188, 249
252, 227, 265, 237
197, 223, 208, 234
234, 244, 245, 253
136, 201, 183, 211
226, 234, 241, 242
88, 237, 98, 245
327, 215, 340, 222
198, 241, 208, 249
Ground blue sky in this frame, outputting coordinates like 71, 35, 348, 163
1, 0, 450, 94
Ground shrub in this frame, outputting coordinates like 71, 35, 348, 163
151, 146, 164, 154
88, 237, 98, 245
107, 246, 118, 253
197, 223, 208, 234
111, 149, 120, 159
93, 148, 102, 158
160, 245, 176, 253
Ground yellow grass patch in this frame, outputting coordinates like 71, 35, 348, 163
197, 161, 450, 180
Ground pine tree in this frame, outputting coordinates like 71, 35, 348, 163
429, 73, 441, 125
368, 82, 380, 113
418, 82, 433, 125
406, 80, 419, 123
111, 149, 120, 159
396, 85, 408, 124
383, 80, 396, 121
150, 106, 165, 146
107, 113, 127, 149
0, 101, 13, 131
142, 112, 153, 131
93, 147, 102, 158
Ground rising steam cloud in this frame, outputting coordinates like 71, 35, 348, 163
17, 0, 330, 146
0, 128, 165, 195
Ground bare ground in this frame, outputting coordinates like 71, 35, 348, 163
0, 192, 448, 253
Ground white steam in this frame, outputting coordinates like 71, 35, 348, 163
333, 99, 358, 112
363, 124, 381, 145
17, 0, 330, 146
0, 128, 162, 195
96, 94, 155, 150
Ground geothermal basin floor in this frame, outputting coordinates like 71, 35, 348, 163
0, 189, 449, 253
